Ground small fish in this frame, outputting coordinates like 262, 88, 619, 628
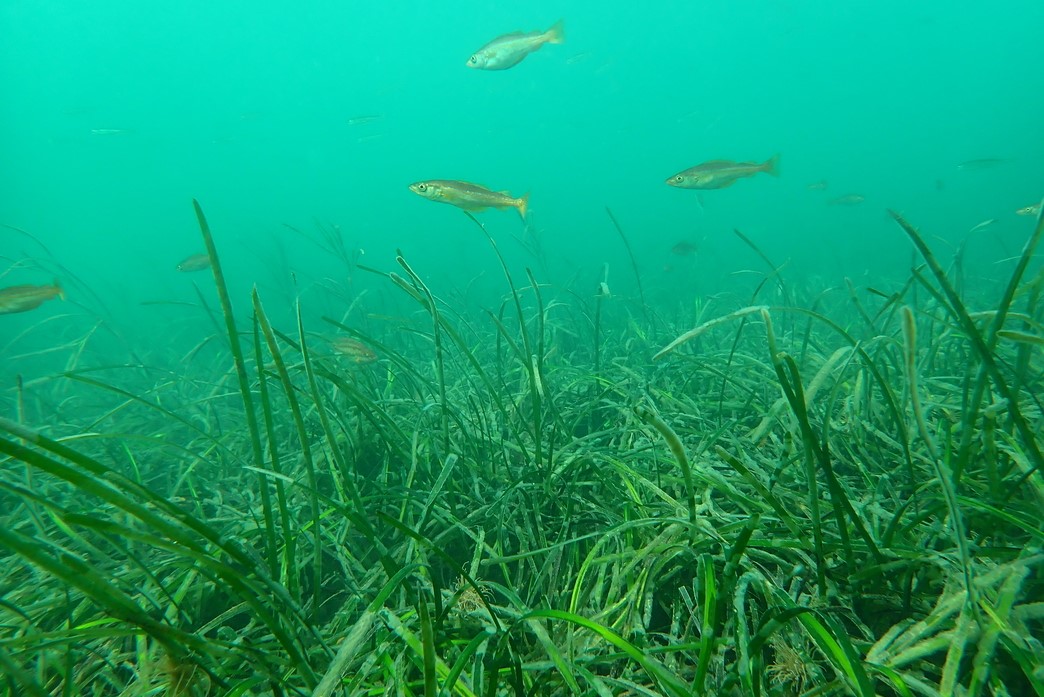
828, 194, 865, 206
409, 180, 529, 221
331, 337, 377, 364
1016, 203, 1042, 216
90, 128, 132, 136
807, 180, 828, 191
177, 254, 211, 272
968, 219, 998, 233
666, 155, 780, 190
957, 158, 1007, 170
0, 280, 64, 315
346, 114, 382, 126
467, 20, 564, 70
671, 241, 698, 256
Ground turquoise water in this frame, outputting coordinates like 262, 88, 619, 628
2, 0, 1043, 378
2, 7, 1043, 694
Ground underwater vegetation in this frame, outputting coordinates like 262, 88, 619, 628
0, 200, 1041, 697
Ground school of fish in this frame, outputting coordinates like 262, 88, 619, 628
5, 18, 1041, 322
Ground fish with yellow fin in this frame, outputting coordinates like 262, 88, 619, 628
409, 180, 529, 221
467, 20, 564, 70
0, 280, 65, 315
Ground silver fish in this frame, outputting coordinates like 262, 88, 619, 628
666, 155, 780, 190
467, 20, 564, 71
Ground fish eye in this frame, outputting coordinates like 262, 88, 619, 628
418, 184, 426, 191
674, 176, 684, 182
469, 56, 477, 64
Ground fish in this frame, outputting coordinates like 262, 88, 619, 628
467, 20, 564, 70
807, 180, 828, 191
828, 194, 865, 206
409, 180, 529, 221
957, 158, 1007, 170
1016, 203, 1042, 216
666, 155, 780, 190
346, 114, 382, 126
90, 128, 133, 136
331, 337, 377, 364
176, 254, 211, 272
0, 280, 64, 315
671, 241, 699, 256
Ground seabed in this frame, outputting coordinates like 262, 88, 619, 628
0, 204, 1042, 696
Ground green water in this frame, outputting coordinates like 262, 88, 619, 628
1, 3, 1042, 695
3, 2, 1043, 347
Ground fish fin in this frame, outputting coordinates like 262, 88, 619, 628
763, 153, 781, 177
516, 193, 530, 222
53, 279, 65, 301
545, 19, 565, 44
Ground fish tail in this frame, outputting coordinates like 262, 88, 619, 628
763, 153, 781, 177
53, 279, 65, 301
516, 193, 530, 222
545, 19, 565, 44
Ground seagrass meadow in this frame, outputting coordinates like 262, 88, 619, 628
0, 201, 1041, 696
4, 3, 1044, 693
